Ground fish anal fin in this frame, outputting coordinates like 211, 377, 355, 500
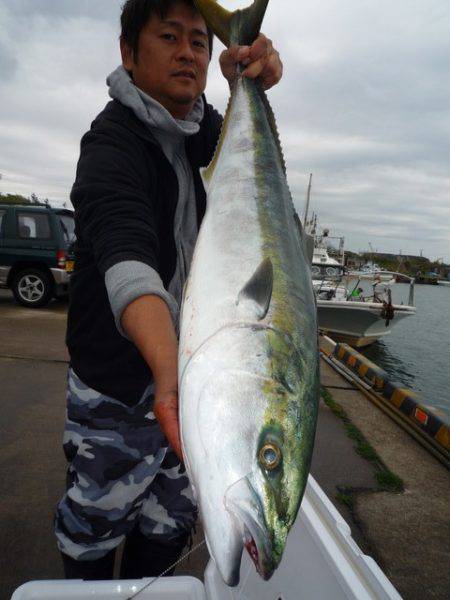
200, 166, 211, 192
237, 257, 273, 320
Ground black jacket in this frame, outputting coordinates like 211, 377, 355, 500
67, 98, 222, 405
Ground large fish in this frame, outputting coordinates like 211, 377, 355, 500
179, 0, 319, 586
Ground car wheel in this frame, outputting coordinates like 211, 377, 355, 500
12, 269, 54, 308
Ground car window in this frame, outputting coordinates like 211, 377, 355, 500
0, 210, 5, 236
57, 214, 76, 243
17, 212, 51, 240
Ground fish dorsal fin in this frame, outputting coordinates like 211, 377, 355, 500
256, 86, 287, 175
200, 93, 233, 192
237, 257, 273, 320
194, 0, 269, 47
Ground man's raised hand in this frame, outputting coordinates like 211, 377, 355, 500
220, 34, 283, 90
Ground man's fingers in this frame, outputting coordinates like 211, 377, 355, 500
261, 51, 283, 89
220, 45, 249, 68
242, 36, 282, 90
248, 34, 272, 63
153, 395, 184, 462
237, 46, 251, 64
219, 33, 283, 90
241, 57, 266, 80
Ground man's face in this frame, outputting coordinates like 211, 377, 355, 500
121, 2, 210, 119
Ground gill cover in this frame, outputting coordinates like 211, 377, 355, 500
194, 0, 269, 47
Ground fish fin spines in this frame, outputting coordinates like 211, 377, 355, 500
256, 84, 287, 175
194, 0, 269, 47
255, 85, 301, 230
201, 87, 235, 189
237, 257, 273, 320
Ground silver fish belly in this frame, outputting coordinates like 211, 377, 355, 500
179, 64, 319, 587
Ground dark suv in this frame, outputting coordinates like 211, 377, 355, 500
0, 204, 75, 307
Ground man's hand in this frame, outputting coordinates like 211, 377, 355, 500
153, 389, 183, 462
219, 34, 283, 90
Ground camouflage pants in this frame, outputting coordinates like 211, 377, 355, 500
55, 369, 196, 561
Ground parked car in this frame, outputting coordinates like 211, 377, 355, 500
0, 204, 75, 307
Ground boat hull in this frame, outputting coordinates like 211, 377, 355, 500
317, 301, 415, 347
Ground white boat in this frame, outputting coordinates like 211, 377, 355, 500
316, 291, 415, 348
310, 232, 416, 348
348, 263, 393, 282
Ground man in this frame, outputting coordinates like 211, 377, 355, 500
372, 274, 389, 302
350, 286, 364, 301
55, 0, 282, 580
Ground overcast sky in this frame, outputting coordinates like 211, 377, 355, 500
0, 0, 449, 261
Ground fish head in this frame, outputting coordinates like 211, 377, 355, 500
180, 324, 319, 585
224, 415, 312, 581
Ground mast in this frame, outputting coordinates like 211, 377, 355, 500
303, 173, 313, 227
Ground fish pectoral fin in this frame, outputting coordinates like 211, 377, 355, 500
237, 257, 273, 320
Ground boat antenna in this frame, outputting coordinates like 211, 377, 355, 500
303, 173, 313, 226
340, 236, 345, 266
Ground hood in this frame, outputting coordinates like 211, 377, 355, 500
106, 66, 204, 155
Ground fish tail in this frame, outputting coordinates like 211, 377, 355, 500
194, 0, 269, 47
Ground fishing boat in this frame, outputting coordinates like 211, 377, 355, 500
415, 271, 439, 285
347, 263, 394, 282
310, 231, 416, 348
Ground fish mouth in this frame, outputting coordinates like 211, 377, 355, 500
225, 475, 276, 581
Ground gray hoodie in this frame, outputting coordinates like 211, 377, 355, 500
104, 65, 204, 336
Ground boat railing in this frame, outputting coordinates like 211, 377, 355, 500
315, 271, 415, 307
342, 271, 415, 307
371, 271, 415, 307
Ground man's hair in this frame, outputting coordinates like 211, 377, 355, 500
121, 0, 214, 61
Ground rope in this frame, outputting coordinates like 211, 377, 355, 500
126, 538, 207, 600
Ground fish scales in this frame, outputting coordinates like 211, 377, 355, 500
179, 0, 319, 587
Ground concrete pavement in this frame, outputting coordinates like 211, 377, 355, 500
0, 290, 68, 598
322, 359, 450, 599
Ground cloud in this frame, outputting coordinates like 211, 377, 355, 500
0, 0, 449, 261
0, 40, 18, 80
1, 0, 118, 20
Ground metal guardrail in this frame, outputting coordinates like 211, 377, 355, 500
320, 335, 450, 470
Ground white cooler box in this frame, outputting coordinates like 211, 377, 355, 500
11, 577, 206, 600
12, 476, 401, 600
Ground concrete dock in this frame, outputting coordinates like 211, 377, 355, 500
0, 289, 448, 599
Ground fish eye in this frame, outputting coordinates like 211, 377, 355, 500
259, 443, 281, 470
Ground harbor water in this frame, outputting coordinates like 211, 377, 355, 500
360, 282, 450, 425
